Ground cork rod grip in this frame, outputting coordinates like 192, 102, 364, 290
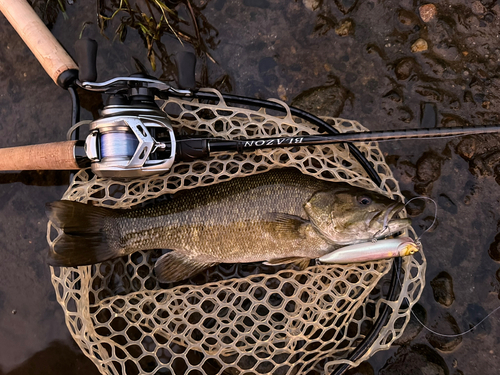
0, 0, 78, 86
0, 141, 80, 171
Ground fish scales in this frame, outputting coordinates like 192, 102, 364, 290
116, 171, 331, 262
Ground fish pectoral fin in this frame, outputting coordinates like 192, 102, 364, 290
264, 213, 309, 234
154, 251, 218, 283
264, 257, 311, 270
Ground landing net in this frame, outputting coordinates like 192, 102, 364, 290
48, 89, 425, 374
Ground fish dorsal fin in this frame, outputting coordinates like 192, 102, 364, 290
264, 213, 308, 233
264, 257, 311, 270
154, 251, 218, 283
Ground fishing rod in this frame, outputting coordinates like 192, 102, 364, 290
0, 2, 499, 179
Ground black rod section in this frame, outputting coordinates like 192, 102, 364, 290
175, 125, 500, 162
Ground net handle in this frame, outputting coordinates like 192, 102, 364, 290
0, 0, 78, 88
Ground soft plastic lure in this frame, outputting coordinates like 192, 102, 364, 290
318, 237, 419, 264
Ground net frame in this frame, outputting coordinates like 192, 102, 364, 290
49, 88, 426, 374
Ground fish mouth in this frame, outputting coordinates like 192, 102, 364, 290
371, 202, 412, 238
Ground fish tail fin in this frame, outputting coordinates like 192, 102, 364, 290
46, 200, 122, 267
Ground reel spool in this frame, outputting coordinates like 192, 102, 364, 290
83, 81, 177, 178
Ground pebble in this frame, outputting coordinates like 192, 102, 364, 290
471, 1, 486, 15
303, 0, 320, 11
430, 271, 455, 307
398, 9, 417, 26
426, 312, 462, 352
379, 344, 448, 374
414, 182, 434, 196
415, 151, 442, 184
334, 0, 359, 15
394, 303, 427, 346
419, 4, 437, 23
291, 84, 349, 117
395, 160, 417, 185
394, 58, 415, 80
335, 19, 355, 37
411, 38, 428, 53
419, 215, 438, 232
456, 137, 476, 160
488, 232, 500, 262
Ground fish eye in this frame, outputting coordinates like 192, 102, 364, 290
357, 195, 372, 205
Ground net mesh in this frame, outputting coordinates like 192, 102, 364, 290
48, 89, 426, 375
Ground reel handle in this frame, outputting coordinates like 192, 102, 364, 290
0, 0, 79, 88
175, 51, 196, 90
0, 141, 88, 171
75, 38, 98, 82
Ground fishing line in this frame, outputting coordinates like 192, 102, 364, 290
404, 196, 438, 243
397, 268, 500, 338
396, 196, 500, 337
66, 119, 92, 141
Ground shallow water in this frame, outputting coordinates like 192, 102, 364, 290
1, 0, 500, 374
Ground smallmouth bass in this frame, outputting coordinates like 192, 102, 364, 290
46, 169, 411, 282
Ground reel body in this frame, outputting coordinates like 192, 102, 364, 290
82, 79, 180, 179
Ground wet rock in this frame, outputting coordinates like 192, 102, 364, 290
415, 151, 442, 183
383, 89, 402, 102
426, 312, 462, 352
456, 137, 476, 160
461, 303, 491, 337
430, 271, 455, 307
334, 0, 358, 14
394, 57, 415, 80
394, 303, 427, 346
398, 9, 418, 26
414, 152, 442, 196
442, 115, 466, 129
345, 361, 374, 375
488, 232, 500, 262
471, 1, 486, 15
419, 215, 438, 232
411, 38, 428, 53
419, 4, 437, 23
437, 194, 457, 214
414, 182, 434, 196
395, 161, 417, 185
335, 19, 354, 36
303, 0, 320, 11
496, 267, 500, 282
291, 83, 349, 117
379, 344, 449, 375
471, 151, 500, 177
